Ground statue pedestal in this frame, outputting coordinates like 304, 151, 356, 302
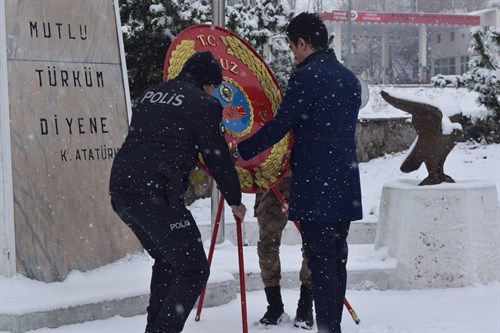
375, 179, 499, 289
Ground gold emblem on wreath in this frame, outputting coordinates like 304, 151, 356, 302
167, 40, 196, 80
220, 78, 254, 139
219, 85, 233, 103
220, 36, 289, 191
167, 35, 290, 191
220, 36, 282, 115
237, 167, 254, 189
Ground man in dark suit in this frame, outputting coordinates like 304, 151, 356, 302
234, 13, 362, 333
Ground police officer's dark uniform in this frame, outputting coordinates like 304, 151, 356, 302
109, 51, 242, 333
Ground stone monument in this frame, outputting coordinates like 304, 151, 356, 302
375, 91, 500, 289
0, 0, 141, 283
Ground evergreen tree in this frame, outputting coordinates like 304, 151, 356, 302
120, 0, 292, 96
120, 0, 211, 102
226, 0, 294, 89
463, 27, 500, 120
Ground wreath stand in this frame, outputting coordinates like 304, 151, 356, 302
194, 186, 360, 333
194, 194, 248, 333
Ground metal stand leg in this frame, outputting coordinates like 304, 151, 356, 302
195, 195, 225, 321
194, 195, 249, 332
235, 215, 248, 333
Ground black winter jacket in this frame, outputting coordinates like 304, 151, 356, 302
109, 75, 241, 206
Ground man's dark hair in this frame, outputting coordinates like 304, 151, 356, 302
286, 12, 328, 50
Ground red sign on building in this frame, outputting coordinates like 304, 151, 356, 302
322, 10, 480, 26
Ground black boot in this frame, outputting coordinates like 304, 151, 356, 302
294, 285, 314, 330
259, 285, 285, 326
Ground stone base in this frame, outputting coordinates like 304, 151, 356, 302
0, 295, 149, 333
0, 266, 395, 333
375, 179, 500, 289
198, 220, 377, 246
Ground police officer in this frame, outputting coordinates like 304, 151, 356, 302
109, 51, 246, 333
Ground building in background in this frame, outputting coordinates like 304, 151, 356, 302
321, 8, 499, 84
430, 8, 499, 77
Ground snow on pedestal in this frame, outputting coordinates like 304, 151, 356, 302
375, 179, 500, 289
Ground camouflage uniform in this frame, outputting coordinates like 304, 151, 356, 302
255, 174, 312, 289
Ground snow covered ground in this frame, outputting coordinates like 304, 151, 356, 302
21, 282, 500, 333
1, 86, 499, 333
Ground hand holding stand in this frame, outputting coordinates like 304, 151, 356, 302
195, 195, 249, 333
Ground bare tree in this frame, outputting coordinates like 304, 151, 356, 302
487, 0, 500, 8
415, 0, 493, 13
311, 0, 323, 13
335, 0, 493, 13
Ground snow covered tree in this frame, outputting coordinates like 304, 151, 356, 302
336, 0, 413, 12
463, 27, 500, 120
120, 0, 211, 101
226, 0, 293, 89
121, 0, 293, 97
413, 0, 494, 13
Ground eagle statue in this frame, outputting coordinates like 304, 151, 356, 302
380, 90, 463, 186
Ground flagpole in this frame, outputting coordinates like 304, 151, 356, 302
211, 0, 225, 244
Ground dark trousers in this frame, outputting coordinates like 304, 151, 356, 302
300, 221, 351, 333
111, 194, 209, 333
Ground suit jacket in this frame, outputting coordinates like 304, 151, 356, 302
238, 48, 362, 222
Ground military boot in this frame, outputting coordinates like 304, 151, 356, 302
294, 285, 314, 330
259, 285, 285, 326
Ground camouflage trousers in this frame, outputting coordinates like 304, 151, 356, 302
255, 175, 312, 289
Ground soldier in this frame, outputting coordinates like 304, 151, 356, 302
255, 173, 314, 330
109, 51, 246, 333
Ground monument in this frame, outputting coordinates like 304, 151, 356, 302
380, 90, 463, 185
0, 0, 141, 283
375, 91, 500, 289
